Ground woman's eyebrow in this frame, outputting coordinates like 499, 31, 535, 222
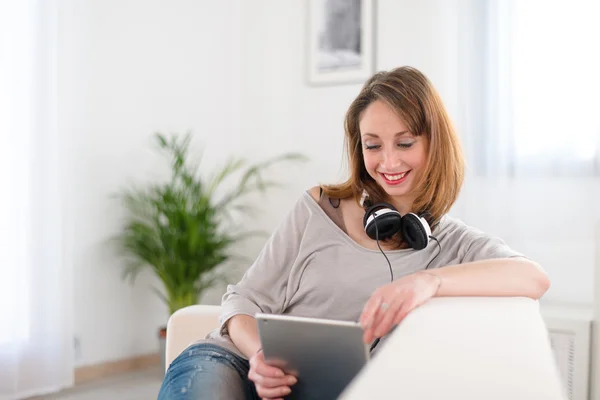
362, 131, 410, 138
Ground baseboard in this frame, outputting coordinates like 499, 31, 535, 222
74, 352, 160, 385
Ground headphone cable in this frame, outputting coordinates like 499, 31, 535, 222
425, 236, 441, 270
369, 218, 441, 353
373, 214, 394, 282
370, 216, 390, 353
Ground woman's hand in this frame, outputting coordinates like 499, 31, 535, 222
360, 271, 441, 344
248, 349, 298, 400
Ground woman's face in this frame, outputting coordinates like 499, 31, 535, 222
359, 100, 427, 212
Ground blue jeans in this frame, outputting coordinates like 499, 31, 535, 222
157, 343, 260, 400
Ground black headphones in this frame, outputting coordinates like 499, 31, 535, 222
360, 191, 440, 353
362, 202, 432, 251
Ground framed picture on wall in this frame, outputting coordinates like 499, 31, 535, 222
306, 0, 375, 86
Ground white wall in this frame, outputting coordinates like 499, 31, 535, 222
58, 0, 597, 367
57, 0, 245, 367
459, 178, 599, 304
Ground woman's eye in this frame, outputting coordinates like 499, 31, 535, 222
398, 142, 414, 149
365, 144, 380, 150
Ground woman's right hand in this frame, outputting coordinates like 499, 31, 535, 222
248, 349, 297, 400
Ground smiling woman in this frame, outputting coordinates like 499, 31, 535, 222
157, 66, 549, 400
324, 66, 465, 246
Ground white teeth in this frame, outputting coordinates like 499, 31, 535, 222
383, 171, 407, 181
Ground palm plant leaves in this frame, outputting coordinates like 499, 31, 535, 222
110, 132, 307, 315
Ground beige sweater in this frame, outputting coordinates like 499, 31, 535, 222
201, 190, 524, 359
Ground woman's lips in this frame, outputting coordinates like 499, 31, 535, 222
380, 170, 410, 185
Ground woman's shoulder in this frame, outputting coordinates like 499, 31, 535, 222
307, 185, 322, 202
286, 185, 326, 215
271, 187, 324, 233
436, 214, 466, 229
435, 214, 495, 242
434, 214, 471, 237
435, 214, 525, 261
303, 185, 349, 233
305, 184, 355, 202
304, 185, 355, 208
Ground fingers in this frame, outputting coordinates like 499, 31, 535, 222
248, 370, 296, 388
371, 297, 404, 339
360, 295, 385, 343
249, 368, 297, 388
393, 302, 412, 326
249, 351, 297, 399
250, 351, 285, 378
248, 375, 296, 399
361, 300, 386, 343
253, 361, 287, 379
255, 384, 292, 399
361, 294, 415, 343
359, 295, 383, 328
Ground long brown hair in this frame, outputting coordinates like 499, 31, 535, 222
322, 66, 465, 246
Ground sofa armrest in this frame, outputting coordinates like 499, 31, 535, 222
340, 297, 567, 400
165, 304, 221, 371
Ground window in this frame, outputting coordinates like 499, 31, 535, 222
467, 0, 600, 177
510, 0, 600, 175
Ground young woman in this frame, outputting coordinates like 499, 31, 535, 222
157, 66, 550, 400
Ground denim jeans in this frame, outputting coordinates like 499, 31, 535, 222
157, 343, 259, 400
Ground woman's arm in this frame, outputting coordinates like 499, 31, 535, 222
226, 314, 262, 358
360, 257, 550, 343
217, 192, 314, 342
225, 188, 321, 357
427, 257, 550, 300
228, 315, 299, 398
425, 221, 550, 300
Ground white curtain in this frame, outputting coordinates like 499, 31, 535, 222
454, 0, 600, 304
0, 0, 73, 399
459, 0, 600, 178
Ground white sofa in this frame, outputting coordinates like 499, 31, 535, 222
165, 297, 567, 400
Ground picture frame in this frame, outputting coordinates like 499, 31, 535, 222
306, 0, 376, 86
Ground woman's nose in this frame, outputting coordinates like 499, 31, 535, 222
381, 151, 402, 171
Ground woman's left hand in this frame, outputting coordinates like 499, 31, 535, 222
359, 271, 441, 344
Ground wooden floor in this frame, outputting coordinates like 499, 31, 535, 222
31, 367, 164, 400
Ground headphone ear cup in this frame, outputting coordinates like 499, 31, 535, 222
363, 203, 402, 241
401, 213, 431, 250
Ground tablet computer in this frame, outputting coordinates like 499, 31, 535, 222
255, 313, 370, 400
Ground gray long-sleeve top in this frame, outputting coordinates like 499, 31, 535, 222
201, 190, 525, 359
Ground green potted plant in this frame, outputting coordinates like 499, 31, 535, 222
110, 132, 306, 370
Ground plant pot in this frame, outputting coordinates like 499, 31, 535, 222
159, 325, 167, 374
